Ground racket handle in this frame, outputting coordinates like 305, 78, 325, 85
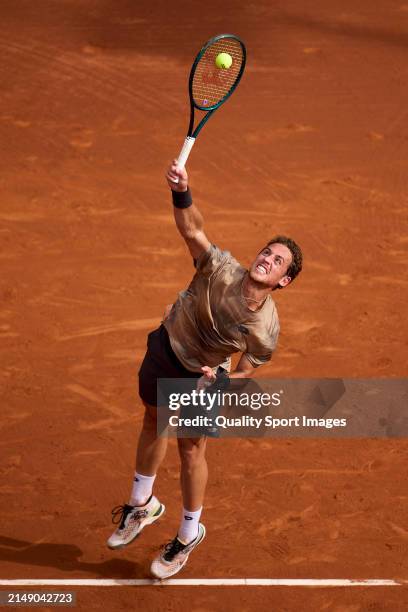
177, 136, 196, 168
171, 136, 196, 183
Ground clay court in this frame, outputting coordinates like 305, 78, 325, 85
1, 0, 408, 610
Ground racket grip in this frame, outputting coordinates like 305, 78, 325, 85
177, 136, 196, 168
171, 137, 196, 183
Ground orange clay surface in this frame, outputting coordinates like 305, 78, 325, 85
1, 1, 408, 610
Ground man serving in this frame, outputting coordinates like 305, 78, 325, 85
107, 160, 303, 579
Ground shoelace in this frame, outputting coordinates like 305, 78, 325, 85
111, 504, 148, 530
163, 537, 188, 562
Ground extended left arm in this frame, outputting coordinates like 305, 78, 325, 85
199, 353, 256, 388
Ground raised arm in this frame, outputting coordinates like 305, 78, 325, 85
165, 160, 211, 260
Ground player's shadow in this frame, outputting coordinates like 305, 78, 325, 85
0, 535, 142, 578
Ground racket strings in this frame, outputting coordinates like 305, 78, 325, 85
192, 38, 244, 108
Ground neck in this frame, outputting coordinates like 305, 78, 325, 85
241, 273, 269, 311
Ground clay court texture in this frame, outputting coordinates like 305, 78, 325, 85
1, 0, 408, 610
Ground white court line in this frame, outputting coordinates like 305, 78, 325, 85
0, 579, 403, 587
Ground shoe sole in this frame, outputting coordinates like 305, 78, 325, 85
107, 503, 165, 550
151, 523, 206, 580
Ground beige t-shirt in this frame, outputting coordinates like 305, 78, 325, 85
163, 244, 280, 373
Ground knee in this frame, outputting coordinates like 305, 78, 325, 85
178, 438, 207, 468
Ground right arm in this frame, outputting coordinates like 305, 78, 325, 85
165, 160, 211, 260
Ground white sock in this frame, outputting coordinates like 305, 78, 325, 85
130, 471, 156, 506
177, 507, 202, 545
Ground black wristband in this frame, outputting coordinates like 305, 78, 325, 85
172, 187, 193, 209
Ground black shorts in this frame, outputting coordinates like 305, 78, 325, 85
138, 324, 201, 407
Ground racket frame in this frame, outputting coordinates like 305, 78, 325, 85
188, 33, 246, 136
175, 33, 246, 172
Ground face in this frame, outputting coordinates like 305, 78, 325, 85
249, 243, 293, 289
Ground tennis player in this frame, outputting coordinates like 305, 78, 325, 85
107, 161, 303, 579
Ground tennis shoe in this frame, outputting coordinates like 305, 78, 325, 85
150, 523, 206, 579
107, 496, 165, 549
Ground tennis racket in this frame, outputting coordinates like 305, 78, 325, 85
173, 33, 246, 181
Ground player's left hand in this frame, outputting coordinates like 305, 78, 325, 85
196, 366, 216, 392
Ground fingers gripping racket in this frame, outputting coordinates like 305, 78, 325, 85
173, 33, 246, 181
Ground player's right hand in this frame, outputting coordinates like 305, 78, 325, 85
166, 160, 188, 192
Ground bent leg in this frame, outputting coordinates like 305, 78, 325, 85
106, 402, 166, 548
178, 436, 208, 511
136, 401, 168, 477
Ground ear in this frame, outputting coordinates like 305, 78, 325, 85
278, 275, 291, 288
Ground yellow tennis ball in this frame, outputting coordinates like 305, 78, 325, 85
215, 52, 232, 69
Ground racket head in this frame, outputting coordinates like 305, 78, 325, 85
189, 34, 246, 113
